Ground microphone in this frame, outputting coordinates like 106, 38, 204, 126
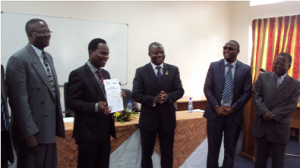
260, 68, 268, 72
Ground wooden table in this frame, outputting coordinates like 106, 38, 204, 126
174, 96, 207, 111
56, 111, 207, 168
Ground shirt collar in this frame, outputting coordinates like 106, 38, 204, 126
276, 73, 287, 80
151, 62, 164, 70
224, 59, 237, 68
87, 60, 102, 73
31, 44, 43, 59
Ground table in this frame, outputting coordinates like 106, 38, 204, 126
56, 111, 210, 168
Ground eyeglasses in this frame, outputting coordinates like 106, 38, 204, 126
32, 30, 52, 35
223, 46, 238, 51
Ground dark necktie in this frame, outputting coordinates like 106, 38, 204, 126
42, 52, 56, 97
156, 66, 162, 84
222, 63, 233, 103
95, 70, 104, 86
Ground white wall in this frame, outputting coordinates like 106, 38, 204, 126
230, 1, 300, 65
2, 1, 232, 110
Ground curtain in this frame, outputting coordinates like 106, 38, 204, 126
251, 14, 300, 106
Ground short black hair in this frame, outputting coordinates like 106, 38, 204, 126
148, 42, 163, 52
278, 52, 292, 64
228, 40, 240, 50
88, 38, 107, 54
25, 18, 45, 36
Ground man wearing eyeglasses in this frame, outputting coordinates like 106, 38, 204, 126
204, 40, 252, 168
6, 18, 65, 168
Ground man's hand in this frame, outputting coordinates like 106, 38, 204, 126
262, 111, 275, 121
120, 91, 126, 99
154, 91, 168, 104
215, 106, 228, 117
222, 106, 235, 116
160, 91, 168, 104
98, 101, 111, 115
25, 135, 38, 153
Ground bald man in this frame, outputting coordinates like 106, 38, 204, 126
132, 42, 184, 168
204, 40, 252, 168
6, 18, 65, 168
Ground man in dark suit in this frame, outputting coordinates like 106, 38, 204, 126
5, 18, 65, 168
132, 42, 184, 168
252, 52, 300, 168
1, 65, 14, 168
67, 38, 124, 168
204, 40, 252, 168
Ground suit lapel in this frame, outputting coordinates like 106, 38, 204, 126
28, 44, 56, 99
267, 72, 277, 91
219, 60, 225, 89
161, 63, 169, 84
84, 64, 106, 100
276, 74, 292, 93
146, 63, 159, 84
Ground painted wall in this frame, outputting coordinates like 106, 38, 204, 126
2, 1, 232, 110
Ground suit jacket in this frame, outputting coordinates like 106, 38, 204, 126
132, 63, 184, 133
6, 43, 65, 143
67, 63, 116, 143
252, 72, 300, 143
204, 59, 252, 125
1, 65, 14, 163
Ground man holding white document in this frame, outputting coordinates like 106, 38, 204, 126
67, 38, 125, 168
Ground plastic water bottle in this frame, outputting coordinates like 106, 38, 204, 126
127, 100, 132, 112
188, 97, 193, 113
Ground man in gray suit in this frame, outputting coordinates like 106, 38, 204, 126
6, 18, 65, 168
252, 52, 300, 168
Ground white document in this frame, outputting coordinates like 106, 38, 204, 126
103, 79, 124, 113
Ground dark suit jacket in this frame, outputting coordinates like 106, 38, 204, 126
6, 43, 65, 143
252, 72, 300, 143
67, 63, 116, 143
204, 59, 252, 125
1, 65, 14, 163
132, 63, 184, 133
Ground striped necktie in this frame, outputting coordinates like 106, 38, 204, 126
95, 70, 104, 86
222, 63, 233, 103
42, 52, 56, 97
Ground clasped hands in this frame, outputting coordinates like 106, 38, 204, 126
154, 91, 168, 105
98, 91, 126, 115
262, 111, 275, 121
215, 106, 234, 117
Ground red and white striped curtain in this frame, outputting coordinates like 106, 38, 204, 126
251, 14, 300, 106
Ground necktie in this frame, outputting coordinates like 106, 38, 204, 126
95, 70, 104, 86
42, 52, 56, 97
222, 63, 233, 103
277, 76, 281, 88
156, 66, 162, 84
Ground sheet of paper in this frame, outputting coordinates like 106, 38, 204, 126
103, 79, 124, 113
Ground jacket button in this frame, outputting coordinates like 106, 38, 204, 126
41, 101, 44, 104
37, 88, 40, 90
45, 113, 48, 117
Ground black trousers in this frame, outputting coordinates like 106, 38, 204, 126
254, 135, 286, 168
206, 116, 241, 168
140, 120, 175, 168
14, 142, 57, 168
76, 137, 111, 168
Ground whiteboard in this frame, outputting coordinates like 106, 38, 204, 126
1, 12, 128, 85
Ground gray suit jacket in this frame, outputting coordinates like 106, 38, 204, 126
252, 72, 300, 143
6, 43, 65, 143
